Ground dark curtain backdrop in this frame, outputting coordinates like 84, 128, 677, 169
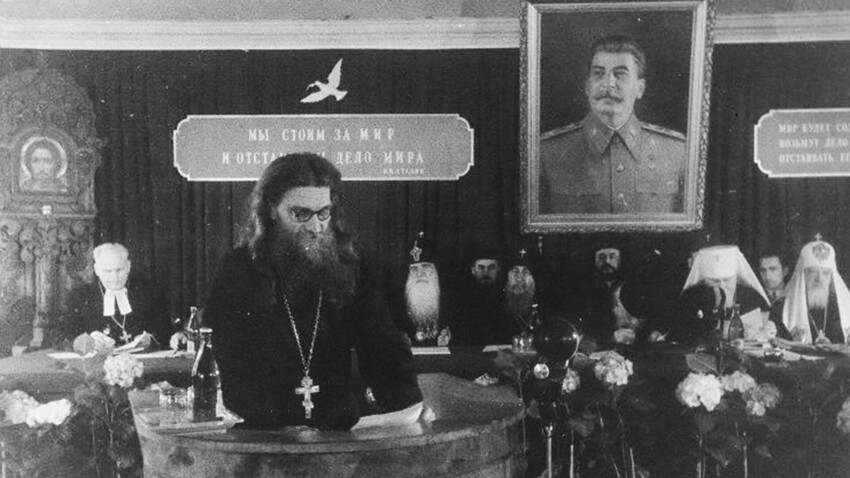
1, 42, 849, 317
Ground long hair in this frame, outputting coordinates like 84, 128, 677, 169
240, 153, 357, 263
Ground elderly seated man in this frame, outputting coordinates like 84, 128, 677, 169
58, 242, 171, 348
678, 245, 770, 341
770, 238, 850, 344
400, 231, 451, 347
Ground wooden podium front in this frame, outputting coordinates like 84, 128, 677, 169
131, 373, 526, 478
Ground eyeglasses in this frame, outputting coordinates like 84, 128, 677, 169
289, 206, 332, 223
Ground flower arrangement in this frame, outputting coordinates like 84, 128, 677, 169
677, 345, 782, 478
495, 347, 651, 478
0, 333, 146, 477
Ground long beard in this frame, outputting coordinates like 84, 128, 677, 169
271, 225, 355, 307
505, 286, 535, 318
406, 277, 440, 328
807, 286, 829, 310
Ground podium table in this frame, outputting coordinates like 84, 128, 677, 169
130, 373, 526, 478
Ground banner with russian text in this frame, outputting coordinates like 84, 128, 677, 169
755, 109, 850, 177
173, 114, 474, 181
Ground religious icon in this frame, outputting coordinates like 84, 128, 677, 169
18, 135, 69, 193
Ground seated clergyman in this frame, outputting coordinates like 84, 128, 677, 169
503, 248, 540, 336
58, 242, 171, 348
204, 153, 423, 431
403, 231, 450, 346
770, 238, 850, 344
679, 245, 770, 340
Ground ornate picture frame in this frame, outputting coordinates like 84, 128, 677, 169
519, 0, 715, 233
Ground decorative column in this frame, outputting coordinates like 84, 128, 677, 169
0, 60, 102, 354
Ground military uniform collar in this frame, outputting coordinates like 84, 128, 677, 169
583, 113, 641, 156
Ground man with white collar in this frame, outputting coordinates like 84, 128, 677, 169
59, 242, 170, 347
770, 238, 850, 344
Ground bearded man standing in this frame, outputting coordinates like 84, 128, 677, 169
205, 153, 422, 431
770, 238, 850, 344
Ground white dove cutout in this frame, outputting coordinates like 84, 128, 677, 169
300, 59, 348, 103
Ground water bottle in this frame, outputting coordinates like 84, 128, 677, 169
727, 304, 744, 341
185, 306, 200, 353
192, 327, 219, 422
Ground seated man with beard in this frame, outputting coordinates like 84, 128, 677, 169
204, 153, 423, 431
402, 232, 450, 347
501, 248, 542, 341
678, 245, 770, 342
563, 244, 649, 347
770, 238, 850, 344
449, 248, 508, 347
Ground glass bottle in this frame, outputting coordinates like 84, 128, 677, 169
728, 304, 744, 341
192, 327, 219, 422
185, 306, 199, 353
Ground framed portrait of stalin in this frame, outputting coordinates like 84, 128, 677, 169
519, 0, 715, 233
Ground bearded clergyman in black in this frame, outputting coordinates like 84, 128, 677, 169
204, 153, 422, 431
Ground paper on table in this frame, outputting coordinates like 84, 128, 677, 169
411, 346, 450, 355
133, 350, 194, 359
351, 401, 425, 430
47, 351, 96, 360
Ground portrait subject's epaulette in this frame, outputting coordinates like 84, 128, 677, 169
541, 122, 582, 140
640, 122, 686, 141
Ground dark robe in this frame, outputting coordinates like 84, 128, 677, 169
57, 278, 171, 348
204, 246, 422, 431
675, 284, 768, 343
448, 280, 512, 347
768, 287, 846, 344
557, 272, 657, 345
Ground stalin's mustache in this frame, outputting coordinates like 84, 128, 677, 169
593, 90, 622, 102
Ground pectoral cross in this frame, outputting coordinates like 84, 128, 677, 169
295, 375, 320, 419
120, 330, 132, 344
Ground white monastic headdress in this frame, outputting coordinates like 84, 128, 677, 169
682, 245, 769, 305
782, 240, 850, 343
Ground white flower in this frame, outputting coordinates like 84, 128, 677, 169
745, 383, 781, 410
837, 397, 850, 434
0, 390, 40, 425
591, 350, 633, 387
562, 368, 581, 394
25, 399, 72, 428
677, 372, 724, 412
103, 353, 144, 388
746, 399, 766, 417
720, 371, 757, 394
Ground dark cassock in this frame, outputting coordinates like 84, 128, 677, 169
563, 272, 655, 346
204, 245, 422, 431
675, 245, 770, 343
59, 278, 171, 347
448, 282, 508, 347
678, 285, 768, 341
